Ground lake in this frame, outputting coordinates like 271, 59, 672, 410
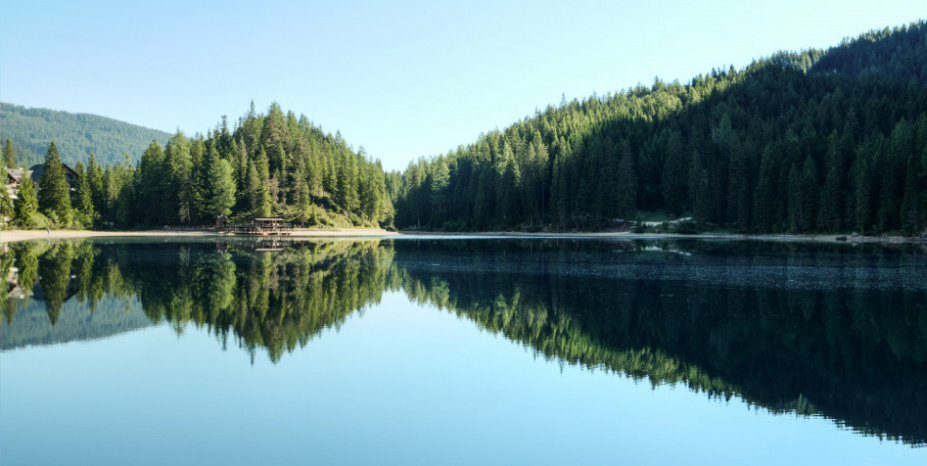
1, 237, 926, 465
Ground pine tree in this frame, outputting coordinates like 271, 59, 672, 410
799, 156, 819, 231
662, 130, 688, 217
37, 142, 72, 225
854, 157, 872, 233
137, 141, 166, 225
74, 160, 96, 226
900, 152, 921, 234
246, 159, 271, 218
14, 176, 38, 226
0, 181, 14, 226
4, 139, 16, 168
207, 159, 237, 217
753, 146, 777, 232
188, 138, 208, 223
787, 164, 802, 232
615, 144, 638, 218
87, 153, 105, 220
688, 149, 708, 222
819, 167, 841, 232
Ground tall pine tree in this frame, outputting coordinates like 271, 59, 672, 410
37, 142, 72, 225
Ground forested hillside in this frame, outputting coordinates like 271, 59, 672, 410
391, 21, 927, 235
1, 103, 171, 167
3, 102, 393, 229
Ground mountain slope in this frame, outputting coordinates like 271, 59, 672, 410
1, 102, 171, 167
391, 20, 927, 236
811, 21, 927, 82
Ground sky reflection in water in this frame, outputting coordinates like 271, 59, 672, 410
1, 238, 926, 465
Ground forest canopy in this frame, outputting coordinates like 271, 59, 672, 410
0, 102, 171, 168
5, 21, 927, 234
4, 103, 394, 229
389, 21, 927, 235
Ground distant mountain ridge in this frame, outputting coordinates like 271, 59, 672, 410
1, 102, 171, 167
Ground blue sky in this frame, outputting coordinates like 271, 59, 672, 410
1, 0, 924, 171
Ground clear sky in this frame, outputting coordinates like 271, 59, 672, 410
1, 0, 924, 171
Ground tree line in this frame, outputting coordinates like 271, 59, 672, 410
2, 103, 395, 229
390, 21, 927, 235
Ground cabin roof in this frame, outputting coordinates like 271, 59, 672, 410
29, 163, 78, 183
5, 168, 30, 183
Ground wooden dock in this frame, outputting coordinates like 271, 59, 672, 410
219, 217, 293, 236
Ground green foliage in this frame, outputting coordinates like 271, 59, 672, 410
0, 179, 14, 225
673, 220, 701, 234
13, 172, 38, 226
3, 138, 16, 168
0, 102, 171, 167
49, 103, 395, 228
37, 142, 72, 226
73, 161, 96, 227
393, 20, 927, 235
207, 159, 236, 217
86, 154, 105, 223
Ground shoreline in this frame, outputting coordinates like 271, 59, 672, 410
0, 228, 921, 245
398, 230, 923, 244
0, 228, 400, 244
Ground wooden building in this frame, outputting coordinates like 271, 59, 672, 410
30, 163, 79, 202
4, 167, 30, 200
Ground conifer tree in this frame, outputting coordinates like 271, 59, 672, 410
74, 160, 96, 226
188, 138, 208, 223
87, 153, 105, 219
4, 139, 15, 168
246, 159, 271, 218
14, 176, 38, 226
854, 157, 872, 233
799, 156, 819, 231
819, 167, 841, 232
137, 141, 166, 225
37, 142, 72, 225
0, 181, 14, 225
900, 152, 922, 234
615, 144, 638, 218
207, 159, 236, 217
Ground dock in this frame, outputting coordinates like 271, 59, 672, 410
219, 217, 293, 236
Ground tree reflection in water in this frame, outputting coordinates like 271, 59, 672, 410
2, 238, 926, 445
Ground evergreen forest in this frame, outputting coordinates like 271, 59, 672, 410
0, 102, 172, 167
5, 21, 927, 235
390, 21, 927, 235
3, 103, 395, 229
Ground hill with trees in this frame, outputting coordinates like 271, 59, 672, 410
2, 102, 395, 229
0, 102, 172, 168
390, 21, 927, 236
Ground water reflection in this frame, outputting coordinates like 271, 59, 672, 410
2, 238, 926, 446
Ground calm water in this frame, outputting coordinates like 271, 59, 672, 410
1, 237, 926, 465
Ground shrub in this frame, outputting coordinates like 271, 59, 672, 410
674, 220, 700, 235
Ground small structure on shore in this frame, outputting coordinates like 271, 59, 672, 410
219, 217, 293, 236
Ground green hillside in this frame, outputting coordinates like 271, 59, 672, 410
1, 102, 171, 167
391, 20, 927, 236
